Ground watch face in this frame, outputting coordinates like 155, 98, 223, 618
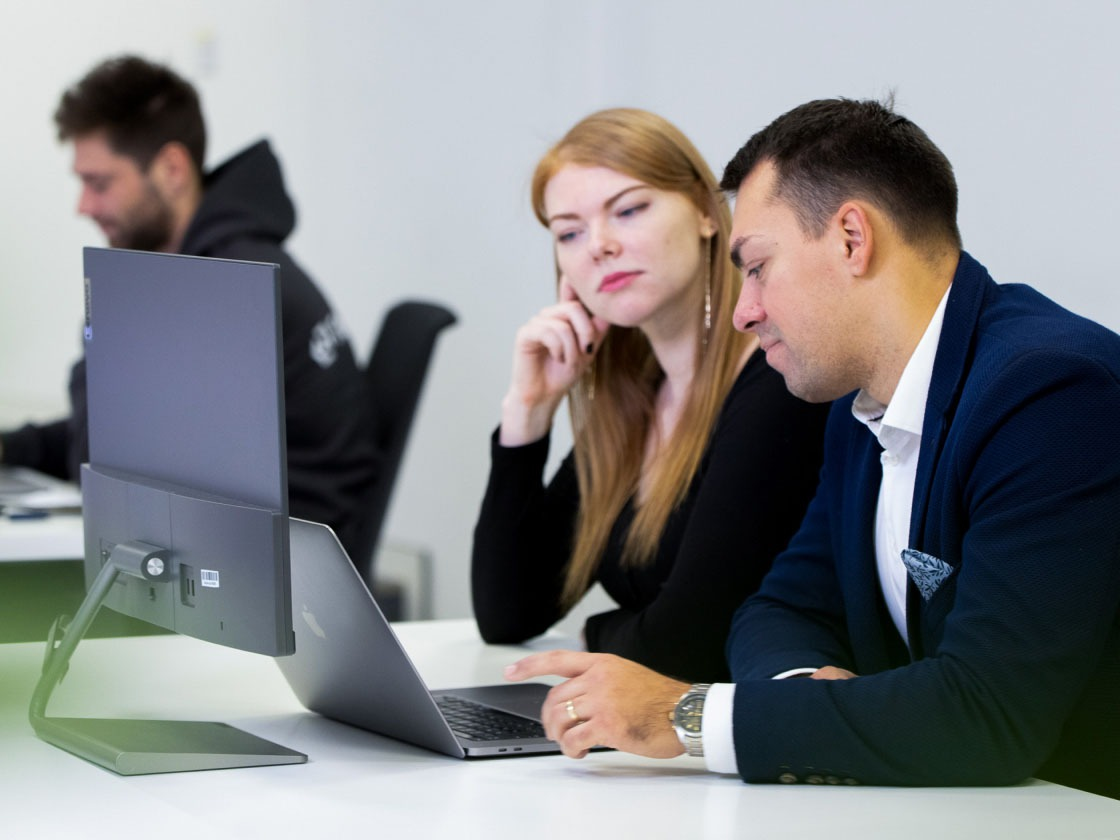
678, 695, 704, 734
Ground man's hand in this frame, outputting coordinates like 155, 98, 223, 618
505, 650, 688, 760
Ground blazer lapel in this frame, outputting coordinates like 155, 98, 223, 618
843, 420, 910, 672
905, 251, 992, 653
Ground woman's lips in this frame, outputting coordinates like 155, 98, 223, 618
599, 271, 640, 293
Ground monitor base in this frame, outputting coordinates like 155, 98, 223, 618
33, 716, 307, 775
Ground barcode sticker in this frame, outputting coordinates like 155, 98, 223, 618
200, 570, 220, 588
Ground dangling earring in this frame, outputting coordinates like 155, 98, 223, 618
702, 251, 712, 347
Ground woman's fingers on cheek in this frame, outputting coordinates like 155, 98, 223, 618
558, 275, 578, 302
568, 306, 606, 354
538, 319, 583, 365
533, 330, 562, 365
536, 306, 603, 358
546, 325, 581, 367
578, 320, 600, 355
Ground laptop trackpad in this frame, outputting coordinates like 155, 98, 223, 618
440, 683, 552, 721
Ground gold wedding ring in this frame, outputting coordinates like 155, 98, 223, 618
564, 698, 580, 722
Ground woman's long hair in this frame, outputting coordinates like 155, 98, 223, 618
530, 108, 753, 610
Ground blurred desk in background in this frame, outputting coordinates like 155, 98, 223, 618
0, 509, 432, 639
0, 510, 164, 642
0, 509, 83, 562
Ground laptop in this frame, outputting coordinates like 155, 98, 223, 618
0, 466, 82, 512
278, 517, 561, 758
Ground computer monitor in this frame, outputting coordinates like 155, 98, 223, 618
29, 247, 305, 774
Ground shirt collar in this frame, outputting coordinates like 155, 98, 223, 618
852, 285, 952, 445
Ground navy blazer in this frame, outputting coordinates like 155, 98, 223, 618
726, 252, 1120, 798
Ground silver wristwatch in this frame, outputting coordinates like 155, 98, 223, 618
672, 683, 711, 757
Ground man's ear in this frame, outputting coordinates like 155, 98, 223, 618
148, 142, 197, 197
835, 201, 873, 276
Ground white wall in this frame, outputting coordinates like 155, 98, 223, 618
2, 1, 1118, 623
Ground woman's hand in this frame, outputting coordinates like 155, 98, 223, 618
499, 280, 609, 446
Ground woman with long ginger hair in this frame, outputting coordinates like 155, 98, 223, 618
472, 109, 828, 682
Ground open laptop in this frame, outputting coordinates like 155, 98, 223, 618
277, 517, 560, 758
0, 466, 82, 512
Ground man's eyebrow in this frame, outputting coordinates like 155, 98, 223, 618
730, 236, 747, 270
729, 234, 763, 271
547, 184, 648, 226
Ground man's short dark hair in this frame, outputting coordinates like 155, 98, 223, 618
54, 55, 206, 174
720, 97, 961, 253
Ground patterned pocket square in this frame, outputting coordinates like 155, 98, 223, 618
901, 549, 954, 601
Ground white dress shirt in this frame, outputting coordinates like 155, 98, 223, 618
702, 287, 951, 774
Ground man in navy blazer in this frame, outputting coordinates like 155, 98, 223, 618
505, 98, 1120, 799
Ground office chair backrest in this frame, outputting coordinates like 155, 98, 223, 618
351, 300, 457, 591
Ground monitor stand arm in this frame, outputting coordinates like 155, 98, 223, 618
30, 540, 169, 719
28, 541, 307, 775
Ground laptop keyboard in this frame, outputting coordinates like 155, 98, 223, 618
436, 695, 547, 742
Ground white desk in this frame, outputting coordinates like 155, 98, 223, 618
0, 513, 92, 643
0, 467, 82, 561
0, 511, 83, 562
1, 620, 1117, 839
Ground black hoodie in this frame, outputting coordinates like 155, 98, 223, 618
2, 140, 378, 559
